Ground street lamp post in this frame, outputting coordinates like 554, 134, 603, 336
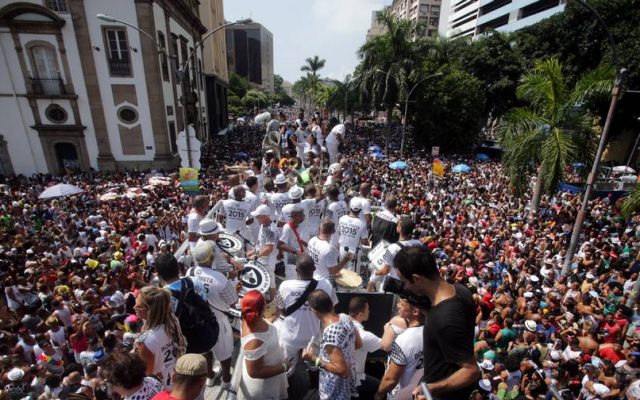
400, 72, 443, 157
562, 0, 626, 274
96, 13, 251, 167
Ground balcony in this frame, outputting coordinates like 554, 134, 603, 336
29, 78, 65, 95
108, 59, 131, 77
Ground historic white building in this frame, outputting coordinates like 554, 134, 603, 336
0, 0, 208, 175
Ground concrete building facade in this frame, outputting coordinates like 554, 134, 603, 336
447, 0, 567, 39
389, 0, 442, 37
0, 0, 207, 176
225, 22, 273, 93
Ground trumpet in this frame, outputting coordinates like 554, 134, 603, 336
224, 163, 249, 172
289, 157, 302, 170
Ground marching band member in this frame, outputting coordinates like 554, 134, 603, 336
246, 205, 278, 301
278, 203, 306, 280
337, 199, 369, 272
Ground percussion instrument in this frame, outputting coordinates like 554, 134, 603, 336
217, 233, 242, 254
335, 269, 363, 292
237, 261, 271, 297
368, 240, 390, 271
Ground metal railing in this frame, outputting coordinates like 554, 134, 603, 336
108, 59, 131, 76
29, 78, 64, 95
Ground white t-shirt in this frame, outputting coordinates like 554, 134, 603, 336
279, 223, 304, 266
338, 215, 367, 252
326, 200, 348, 223
186, 211, 203, 234
302, 198, 326, 238
389, 326, 424, 400
325, 131, 340, 150
278, 279, 337, 349
307, 237, 339, 281
186, 266, 238, 313
137, 325, 179, 389
222, 198, 250, 234
353, 320, 381, 385
256, 222, 278, 269
268, 192, 291, 221
382, 240, 423, 279
312, 125, 324, 147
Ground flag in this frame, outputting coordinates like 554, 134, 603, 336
433, 159, 444, 177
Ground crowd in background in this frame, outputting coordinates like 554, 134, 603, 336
1, 113, 640, 400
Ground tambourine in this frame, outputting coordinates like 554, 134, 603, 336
217, 233, 242, 254
335, 269, 363, 289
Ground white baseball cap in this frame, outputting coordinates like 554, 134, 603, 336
349, 198, 363, 211
251, 204, 271, 217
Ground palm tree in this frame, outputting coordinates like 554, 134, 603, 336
358, 10, 428, 150
499, 58, 614, 216
300, 55, 326, 105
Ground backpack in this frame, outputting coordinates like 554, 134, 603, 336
169, 277, 219, 354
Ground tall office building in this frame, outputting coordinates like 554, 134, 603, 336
225, 22, 274, 93
447, 0, 567, 39
199, 0, 229, 137
389, 0, 442, 37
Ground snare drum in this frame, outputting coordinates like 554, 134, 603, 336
217, 233, 243, 254
238, 261, 271, 297
335, 269, 363, 292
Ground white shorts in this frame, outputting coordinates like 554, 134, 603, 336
212, 312, 233, 361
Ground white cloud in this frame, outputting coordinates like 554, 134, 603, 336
310, 0, 388, 34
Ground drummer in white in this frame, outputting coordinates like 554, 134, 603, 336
277, 204, 306, 280
196, 219, 242, 278
338, 198, 369, 272
372, 217, 423, 291
277, 254, 337, 375
268, 174, 291, 225
302, 185, 326, 240
218, 186, 251, 238
246, 205, 278, 301
187, 241, 239, 389
307, 219, 352, 285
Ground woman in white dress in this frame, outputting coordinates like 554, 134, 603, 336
239, 290, 288, 400
134, 287, 185, 389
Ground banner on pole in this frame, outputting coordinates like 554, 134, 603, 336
431, 146, 440, 156
179, 167, 200, 194
432, 158, 444, 177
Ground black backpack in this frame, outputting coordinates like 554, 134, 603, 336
169, 277, 219, 354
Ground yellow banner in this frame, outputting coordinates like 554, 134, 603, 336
179, 168, 199, 193
432, 159, 444, 177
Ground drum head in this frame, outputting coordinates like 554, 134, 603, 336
217, 233, 242, 253
228, 303, 241, 318
335, 269, 362, 288
239, 262, 271, 296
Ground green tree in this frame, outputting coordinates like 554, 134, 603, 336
228, 72, 249, 98
499, 58, 614, 215
300, 55, 326, 101
242, 89, 269, 112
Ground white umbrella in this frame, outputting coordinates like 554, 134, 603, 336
613, 166, 635, 174
38, 183, 84, 199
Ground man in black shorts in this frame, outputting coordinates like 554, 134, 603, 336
395, 246, 479, 400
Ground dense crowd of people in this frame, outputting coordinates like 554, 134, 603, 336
1, 110, 640, 400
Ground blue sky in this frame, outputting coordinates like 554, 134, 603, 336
224, 0, 389, 84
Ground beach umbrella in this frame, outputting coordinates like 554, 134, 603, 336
452, 164, 471, 174
475, 153, 490, 161
389, 161, 408, 170
572, 162, 586, 169
370, 152, 384, 160
38, 183, 84, 199
613, 166, 635, 174
369, 145, 382, 152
